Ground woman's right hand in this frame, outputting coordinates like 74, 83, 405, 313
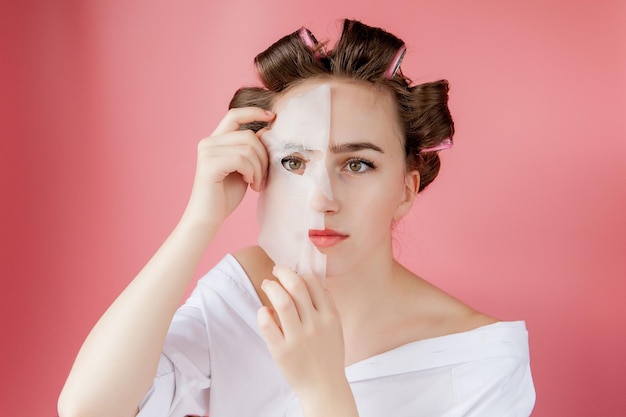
182, 107, 275, 228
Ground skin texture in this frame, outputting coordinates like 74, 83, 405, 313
58, 79, 495, 417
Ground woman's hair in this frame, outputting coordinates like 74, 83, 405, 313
229, 19, 454, 192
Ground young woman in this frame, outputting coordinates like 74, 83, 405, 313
59, 19, 535, 417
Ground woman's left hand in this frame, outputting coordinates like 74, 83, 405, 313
257, 266, 358, 416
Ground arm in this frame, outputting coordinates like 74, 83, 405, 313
257, 266, 359, 417
58, 108, 274, 417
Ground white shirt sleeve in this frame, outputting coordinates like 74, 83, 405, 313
137, 302, 212, 417
448, 354, 535, 417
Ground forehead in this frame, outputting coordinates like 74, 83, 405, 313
271, 79, 401, 146
273, 78, 392, 108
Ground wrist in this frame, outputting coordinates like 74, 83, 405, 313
171, 213, 220, 249
297, 378, 358, 417
178, 206, 223, 237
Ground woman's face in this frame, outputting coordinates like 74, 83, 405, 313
257, 79, 418, 279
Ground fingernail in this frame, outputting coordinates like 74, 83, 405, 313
264, 109, 275, 116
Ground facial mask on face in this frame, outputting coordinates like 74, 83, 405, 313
257, 84, 332, 280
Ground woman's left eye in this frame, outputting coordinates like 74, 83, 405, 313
344, 159, 374, 173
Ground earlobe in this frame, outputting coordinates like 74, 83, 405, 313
393, 170, 420, 221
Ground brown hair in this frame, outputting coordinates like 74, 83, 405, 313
229, 19, 454, 192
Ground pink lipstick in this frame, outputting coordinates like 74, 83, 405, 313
308, 229, 348, 248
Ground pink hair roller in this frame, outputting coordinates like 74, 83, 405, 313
384, 45, 406, 79
420, 137, 453, 153
298, 27, 325, 59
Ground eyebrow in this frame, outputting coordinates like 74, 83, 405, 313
279, 143, 306, 152
330, 142, 384, 154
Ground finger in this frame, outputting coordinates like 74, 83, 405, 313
255, 127, 271, 191
256, 126, 270, 138
299, 272, 335, 313
202, 149, 258, 185
199, 136, 265, 187
248, 132, 268, 192
220, 144, 263, 188
211, 107, 275, 136
232, 129, 268, 192
207, 130, 267, 167
273, 266, 315, 323
257, 306, 284, 348
206, 130, 268, 191
261, 279, 302, 337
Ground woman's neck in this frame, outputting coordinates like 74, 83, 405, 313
324, 247, 407, 332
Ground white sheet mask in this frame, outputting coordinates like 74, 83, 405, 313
257, 84, 332, 280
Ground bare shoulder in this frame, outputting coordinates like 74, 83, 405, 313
233, 246, 275, 307
431, 291, 499, 335
396, 264, 499, 340
345, 264, 499, 364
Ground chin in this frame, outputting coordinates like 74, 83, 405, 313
322, 256, 349, 280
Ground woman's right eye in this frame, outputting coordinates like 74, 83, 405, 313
280, 156, 306, 175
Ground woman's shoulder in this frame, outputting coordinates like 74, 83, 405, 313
232, 245, 275, 308
232, 246, 275, 280
393, 263, 500, 342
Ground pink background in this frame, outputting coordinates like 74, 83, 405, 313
2, 1, 625, 415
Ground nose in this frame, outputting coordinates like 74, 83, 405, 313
307, 162, 338, 213
309, 184, 338, 213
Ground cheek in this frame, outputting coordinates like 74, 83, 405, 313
342, 173, 405, 217
261, 170, 307, 220
256, 162, 328, 278
258, 162, 326, 230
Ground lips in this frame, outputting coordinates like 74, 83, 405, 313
308, 229, 348, 248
